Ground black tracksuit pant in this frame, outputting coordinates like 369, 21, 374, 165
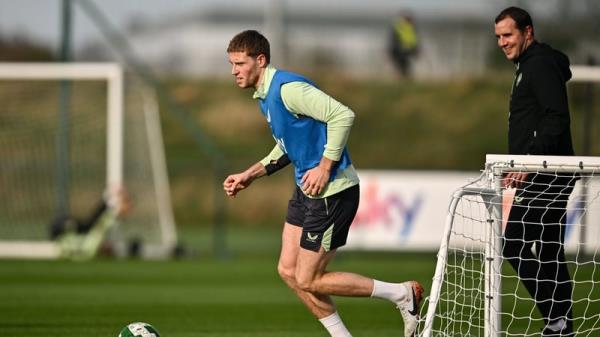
503, 173, 576, 324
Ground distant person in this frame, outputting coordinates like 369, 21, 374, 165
50, 187, 131, 260
223, 30, 424, 337
388, 13, 419, 77
495, 7, 577, 337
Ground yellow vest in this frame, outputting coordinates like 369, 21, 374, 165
394, 18, 418, 50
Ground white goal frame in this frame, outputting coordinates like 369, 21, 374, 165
0, 62, 124, 192
570, 65, 600, 83
422, 154, 600, 337
0, 63, 122, 258
0, 62, 177, 259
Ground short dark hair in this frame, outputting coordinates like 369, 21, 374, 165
495, 6, 534, 35
227, 30, 271, 63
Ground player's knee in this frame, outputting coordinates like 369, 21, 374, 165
296, 278, 314, 293
295, 272, 318, 293
277, 263, 296, 285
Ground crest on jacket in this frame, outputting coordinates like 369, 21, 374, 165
515, 73, 523, 87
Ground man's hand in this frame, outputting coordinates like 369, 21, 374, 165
223, 172, 253, 197
301, 157, 334, 196
223, 162, 267, 197
503, 172, 529, 189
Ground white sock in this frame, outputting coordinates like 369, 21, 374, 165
371, 279, 408, 303
319, 312, 353, 337
546, 318, 567, 332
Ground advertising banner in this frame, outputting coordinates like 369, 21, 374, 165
346, 170, 599, 252
346, 170, 478, 250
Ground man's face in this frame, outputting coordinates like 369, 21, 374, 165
228, 51, 265, 89
494, 17, 532, 61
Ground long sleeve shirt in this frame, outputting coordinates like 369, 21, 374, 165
254, 65, 359, 197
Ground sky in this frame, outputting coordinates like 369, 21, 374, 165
0, 0, 504, 47
0, 0, 585, 52
0, 0, 209, 48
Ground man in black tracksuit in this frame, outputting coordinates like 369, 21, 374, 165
495, 7, 577, 337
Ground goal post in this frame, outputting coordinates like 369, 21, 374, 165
0, 62, 124, 207
420, 154, 600, 337
0, 62, 177, 259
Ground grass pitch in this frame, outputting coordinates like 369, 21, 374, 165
0, 251, 437, 337
2, 239, 597, 337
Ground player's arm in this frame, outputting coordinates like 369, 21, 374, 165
281, 82, 355, 195
281, 82, 355, 161
529, 59, 570, 155
260, 144, 291, 176
223, 162, 266, 198
223, 145, 289, 197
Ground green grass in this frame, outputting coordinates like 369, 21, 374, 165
1, 237, 598, 336
0, 251, 437, 337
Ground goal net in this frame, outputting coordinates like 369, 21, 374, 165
420, 154, 600, 337
0, 62, 177, 259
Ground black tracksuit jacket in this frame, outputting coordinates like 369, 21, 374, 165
508, 41, 575, 156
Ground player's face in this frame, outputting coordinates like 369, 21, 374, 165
495, 17, 532, 61
228, 51, 266, 89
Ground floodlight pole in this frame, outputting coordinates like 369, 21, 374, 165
60, 0, 72, 61
582, 56, 595, 157
56, 0, 73, 219
264, 0, 287, 67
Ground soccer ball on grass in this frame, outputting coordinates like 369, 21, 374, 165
118, 322, 161, 337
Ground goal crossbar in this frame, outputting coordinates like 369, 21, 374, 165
0, 62, 122, 80
486, 154, 600, 173
570, 65, 600, 83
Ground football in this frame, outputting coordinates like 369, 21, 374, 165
118, 322, 161, 337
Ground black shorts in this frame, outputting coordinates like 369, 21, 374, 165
285, 184, 360, 252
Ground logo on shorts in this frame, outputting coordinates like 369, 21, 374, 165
306, 233, 319, 243
514, 196, 524, 204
